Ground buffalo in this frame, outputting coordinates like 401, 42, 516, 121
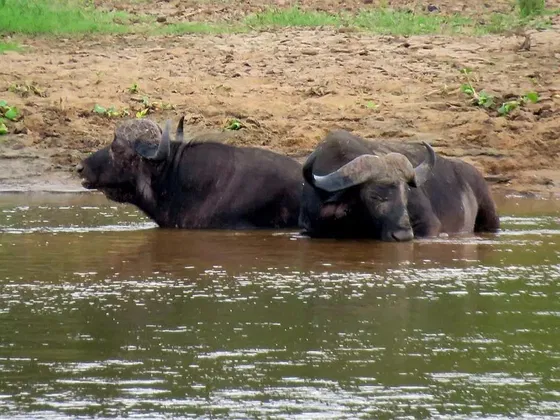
77, 117, 303, 229
299, 130, 500, 241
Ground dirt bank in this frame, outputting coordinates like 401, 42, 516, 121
1, 0, 559, 198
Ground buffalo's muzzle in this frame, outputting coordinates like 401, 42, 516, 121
391, 229, 414, 242
76, 163, 84, 173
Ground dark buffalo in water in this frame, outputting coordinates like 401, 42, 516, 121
299, 130, 500, 241
77, 117, 303, 229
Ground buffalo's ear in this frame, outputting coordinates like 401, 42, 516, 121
407, 177, 418, 188
134, 120, 171, 161
133, 142, 159, 158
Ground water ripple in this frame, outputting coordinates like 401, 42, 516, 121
0, 194, 558, 418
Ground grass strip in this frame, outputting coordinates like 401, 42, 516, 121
0, 1, 557, 38
243, 7, 558, 35
0, 0, 130, 35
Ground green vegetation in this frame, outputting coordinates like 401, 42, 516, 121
225, 119, 243, 131
352, 9, 472, 35
0, 42, 21, 53
93, 94, 175, 120
460, 69, 496, 110
517, 0, 545, 17
8, 81, 47, 97
0, 0, 131, 35
0, 99, 21, 135
245, 7, 558, 35
127, 83, 139, 94
459, 68, 540, 116
497, 92, 539, 116
92, 104, 129, 118
244, 7, 475, 35
244, 7, 340, 28
0, 1, 558, 39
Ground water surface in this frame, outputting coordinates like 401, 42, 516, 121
0, 192, 558, 419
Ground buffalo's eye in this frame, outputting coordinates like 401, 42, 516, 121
364, 185, 396, 204
371, 191, 390, 202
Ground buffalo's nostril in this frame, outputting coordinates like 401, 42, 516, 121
76, 163, 84, 173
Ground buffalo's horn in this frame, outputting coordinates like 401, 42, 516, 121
302, 148, 319, 186
410, 141, 436, 187
311, 154, 382, 192
151, 119, 172, 160
176, 115, 185, 142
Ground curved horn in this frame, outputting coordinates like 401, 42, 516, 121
311, 154, 382, 193
410, 141, 436, 187
302, 148, 320, 187
176, 115, 185, 142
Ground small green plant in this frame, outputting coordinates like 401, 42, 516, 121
523, 91, 539, 103
225, 119, 243, 130
497, 101, 519, 115
0, 101, 20, 121
93, 104, 129, 118
128, 83, 139, 94
365, 101, 379, 110
460, 83, 495, 108
136, 108, 149, 119
0, 99, 22, 135
497, 91, 539, 115
477, 91, 495, 108
460, 68, 495, 109
3, 106, 19, 121
132, 96, 175, 117
8, 82, 47, 98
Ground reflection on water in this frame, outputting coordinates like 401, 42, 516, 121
0, 192, 559, 419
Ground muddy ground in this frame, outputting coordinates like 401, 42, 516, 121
0, 0, 559, 197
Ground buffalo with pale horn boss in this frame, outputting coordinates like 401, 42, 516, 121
77, 117, 303, 229
299, 130, 500, 241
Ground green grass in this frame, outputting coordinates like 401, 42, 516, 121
244, 7, 341, 28
351, 9, 473, 35
0, 1, 557, 38
473, 9, 559, 34
517, 0, 545, 17
243, 7, 472, 35
0, 0, 131, 35
243, 7, 558, 35
0, 42, 22, 53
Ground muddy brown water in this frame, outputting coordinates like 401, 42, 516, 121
0, 192, 558, 419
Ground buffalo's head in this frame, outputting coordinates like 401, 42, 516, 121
304, 142, 436, 242
76, 118, 180, 203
